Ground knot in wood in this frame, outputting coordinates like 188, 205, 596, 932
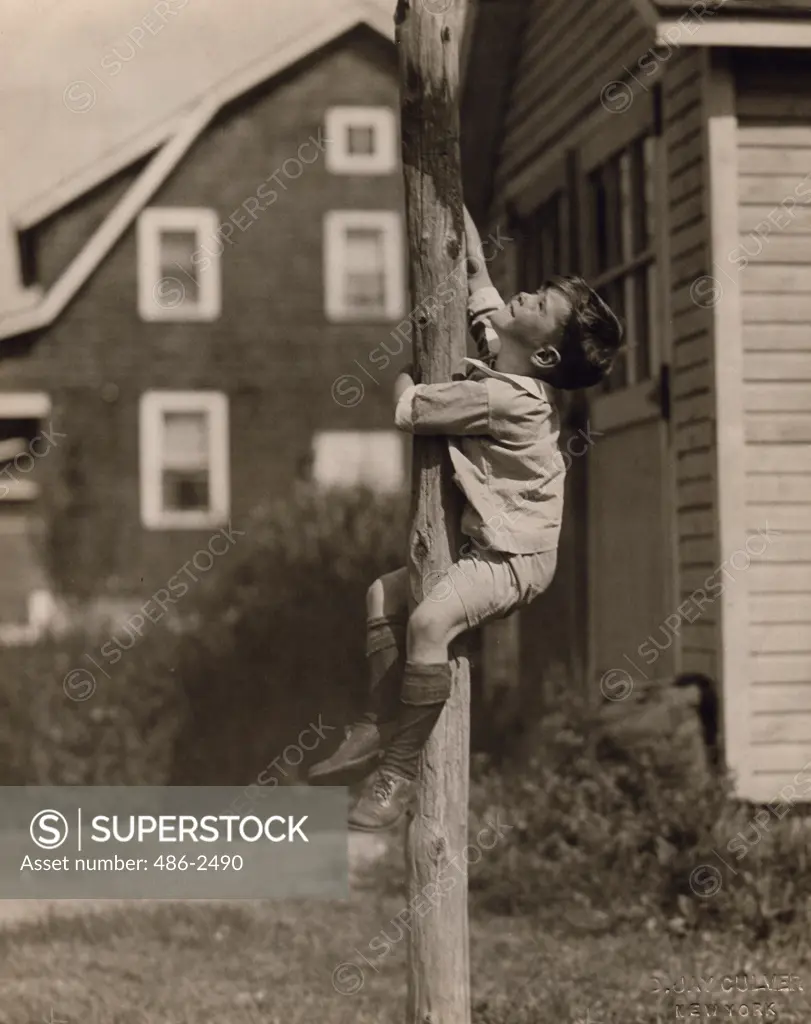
431, 836, 446, 860
441, 26, 451, 42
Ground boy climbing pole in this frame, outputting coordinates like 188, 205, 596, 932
310, 206, 624, 832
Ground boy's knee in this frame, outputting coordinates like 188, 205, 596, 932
407, 602, 448, 648
367, 568, 408, 618
366, 578, 384, 617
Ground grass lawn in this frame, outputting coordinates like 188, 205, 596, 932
1, 895, 809, 1023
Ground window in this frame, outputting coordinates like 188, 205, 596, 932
324, 211, 404, 321
139, 391, 229, 529
518, 191, 569, 288
312, 431, 405, 493
137, 208, 221, 322
325, 107, 397, 174
587, 135, 657, 392
0, 392, 54, 642
0, 392, 51, 503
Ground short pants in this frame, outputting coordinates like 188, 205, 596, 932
432, 544, 558, 630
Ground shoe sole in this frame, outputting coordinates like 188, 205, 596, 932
347, 791, 417, 833
348, 811, 407, 834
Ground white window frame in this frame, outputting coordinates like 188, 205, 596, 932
324, 210, 405, 322
325, 107, 397, 174
312, 430, 406, 493
139, 390, 229, 530
137, 208, 221, 322
0, 391, 51, 502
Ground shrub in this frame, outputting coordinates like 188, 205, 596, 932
0, 630, 184, 785
166, 485, 408, 785
466, 680, 811, 940
365, 676, 811, 942
0, 485, 408, 787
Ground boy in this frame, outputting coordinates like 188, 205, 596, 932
309, 208, 623, 832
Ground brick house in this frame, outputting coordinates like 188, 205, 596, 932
462, 0, 811, 800
0, 2, 412, 632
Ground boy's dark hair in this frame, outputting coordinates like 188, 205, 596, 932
530, 275, 624, 390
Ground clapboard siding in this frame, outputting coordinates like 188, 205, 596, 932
492, 0, 651, 200
666, 50, 718, 664
753, 683, 811, 712
737, 63, 811, 790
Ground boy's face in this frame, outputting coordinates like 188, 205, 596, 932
489, 285, 571, 352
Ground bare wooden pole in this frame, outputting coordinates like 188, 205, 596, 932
396, 1, 470, 1022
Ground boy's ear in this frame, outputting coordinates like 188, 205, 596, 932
531, 345, 561, 371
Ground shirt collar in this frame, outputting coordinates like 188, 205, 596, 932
462, 357, 545, 400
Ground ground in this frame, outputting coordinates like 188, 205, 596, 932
1, 894, 809, 1023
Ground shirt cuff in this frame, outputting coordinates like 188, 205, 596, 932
394, 384, 419, 431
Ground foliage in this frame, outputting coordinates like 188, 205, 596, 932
0, 486, 408, 787
366, 676, 811, 945
0, 630, 184, 785
466, 679, 811, 943
167, 485, 408, 784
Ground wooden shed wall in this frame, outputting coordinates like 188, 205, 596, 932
735, 55, 811, 796
490, 0, 652, 212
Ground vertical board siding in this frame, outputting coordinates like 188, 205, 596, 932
665, 50, 718, 678
737, 62, 811, 799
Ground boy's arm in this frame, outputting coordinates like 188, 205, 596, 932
464, 205, 505, 362
394, 378, 491, 436
464, 206, 493, 294
394, 366, 415, 405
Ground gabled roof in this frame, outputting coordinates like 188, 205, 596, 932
2, 0, 394, 230
0, 0, 394, 339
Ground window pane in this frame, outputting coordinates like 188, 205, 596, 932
312, 431, 404, 492
163, 411, 209, 469
590, 134, 656, 393
591, 160, 622, 275
632, 265, 652, 382
162, 469, 210, 512
590, 169, 608, 275
347, 125, 375, 156
160, 230, 199, 303
628, 138, 651, 254
520, 194, 564, 289
345, 228, 386, 310
599, 280, 627, 392
620, 151, 634, 263
0, 417, 41, 502
643, 136, 657, 250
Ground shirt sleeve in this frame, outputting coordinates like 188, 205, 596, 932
468, 285, 505, 362
394, 380, 491, 436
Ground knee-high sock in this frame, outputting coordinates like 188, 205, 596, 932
383, 662, 452, 780
359, 616, 406, 727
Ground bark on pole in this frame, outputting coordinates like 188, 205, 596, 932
396, 1, 470, 1022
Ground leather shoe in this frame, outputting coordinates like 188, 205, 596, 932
348, 767, 415, 832
308, 722, 381, 783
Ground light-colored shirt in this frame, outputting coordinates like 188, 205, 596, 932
467, 285, 503, 365
394, 288, 565, 555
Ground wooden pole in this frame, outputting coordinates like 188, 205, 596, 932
396, 1, 470, 1022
